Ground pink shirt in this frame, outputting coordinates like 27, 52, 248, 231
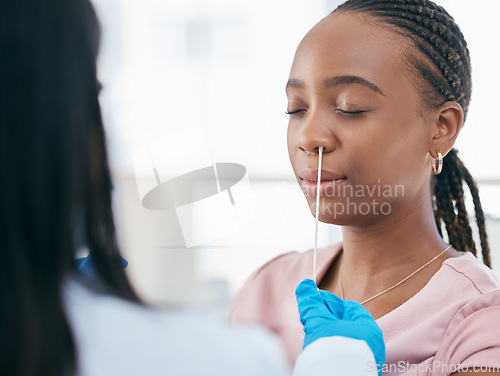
229, 244, 500, 375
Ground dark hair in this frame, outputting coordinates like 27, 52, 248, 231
0, 0, 139, 375
333, 0, 491, 266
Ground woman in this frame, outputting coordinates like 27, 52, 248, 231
0, 0, 387, 375
0, 0, 286, 375
0, 0, 290, 375
229, 1, 500, 374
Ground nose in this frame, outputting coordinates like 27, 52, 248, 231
297, 108, 336, 155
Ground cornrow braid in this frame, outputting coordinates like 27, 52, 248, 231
335, 0, 471, 116
334, 0, 491, 267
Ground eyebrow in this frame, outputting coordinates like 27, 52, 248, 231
285, 78, 305, 89
286, 75, 385, 96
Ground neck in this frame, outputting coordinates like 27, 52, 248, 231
339, 193, 448, 294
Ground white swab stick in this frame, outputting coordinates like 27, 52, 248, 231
313, 146, 324, 284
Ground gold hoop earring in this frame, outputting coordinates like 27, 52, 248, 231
432, 152, 443, 175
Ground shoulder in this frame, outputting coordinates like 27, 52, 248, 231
228, 250, 303, 323
238, 242, 342, 288
442, 252, 500, 295
241, 249, 308, 285
229, 243, 342, 322
434, 252, 500, 335
442, 252, 500, 326
230, 244, 341, 301
436, 289, 500, 368
435, 254, 500, 367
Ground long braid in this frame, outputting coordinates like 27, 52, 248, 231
434, 149, 476, 255
461, 162, 492, 266
334, 0, 491, 266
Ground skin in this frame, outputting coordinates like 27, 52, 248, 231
286, 12, 498, 376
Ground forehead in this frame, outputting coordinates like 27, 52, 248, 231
290, 12, 412, 89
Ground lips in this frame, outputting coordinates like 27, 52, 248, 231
300, 169, 346, 182
299, 169, 347, 197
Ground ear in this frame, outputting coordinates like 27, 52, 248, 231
429, 101, 463, 158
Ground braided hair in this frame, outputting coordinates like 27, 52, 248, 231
333, 0, 491, 267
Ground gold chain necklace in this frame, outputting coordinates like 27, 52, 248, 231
338, 244, 452, 305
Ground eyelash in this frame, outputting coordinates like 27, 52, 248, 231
285, 109, 367, 116
285, 109, 306, 115
335, 109, 367, 116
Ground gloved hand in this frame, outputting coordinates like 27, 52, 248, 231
296, 278, 385, 375
75, 254, 128, 279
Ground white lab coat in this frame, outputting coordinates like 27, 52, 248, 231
294, 337, 379, 376
65, 277, 377, 376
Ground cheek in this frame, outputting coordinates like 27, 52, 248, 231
345, 116, 430, 189
387, 119, 430, 176
287, 124, 298, 169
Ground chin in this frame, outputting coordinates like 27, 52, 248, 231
306, 198, 393, 227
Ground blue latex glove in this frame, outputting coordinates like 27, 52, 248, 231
296, 278, 385, 375
75, 254, 128, 279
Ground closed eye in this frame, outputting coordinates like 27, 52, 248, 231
285, 109, 307, 115
335, 109, 367, 115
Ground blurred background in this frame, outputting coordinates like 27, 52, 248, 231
90, 0, 500, 318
